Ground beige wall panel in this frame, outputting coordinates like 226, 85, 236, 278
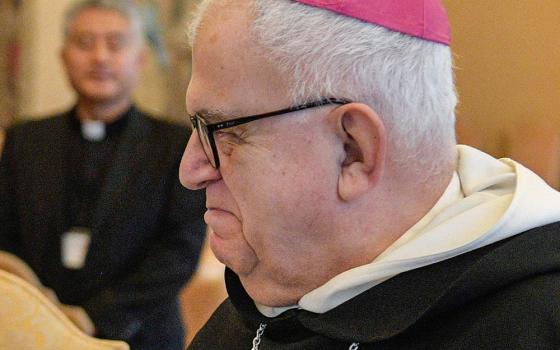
19, 0, 75, 118
444, 0, 560, 157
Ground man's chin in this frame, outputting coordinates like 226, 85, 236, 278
208, 230, 258, 277
75, 85, 122, 104
239, 274, 301, 308
83, 92, 120, 103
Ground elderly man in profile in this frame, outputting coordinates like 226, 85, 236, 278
179, 0, 560, 349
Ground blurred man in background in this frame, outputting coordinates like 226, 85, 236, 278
0, 1, 205, 349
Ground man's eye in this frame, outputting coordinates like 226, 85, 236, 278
215, 132, 240, 156
72, 36, 95, 50
216, 130, 241, 142
216, 130, 246, 148
106, 36, 128, 51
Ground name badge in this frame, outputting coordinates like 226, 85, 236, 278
61, 227, 92, 269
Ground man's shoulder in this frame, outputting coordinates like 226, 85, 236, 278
439, 221, 560, 304
420, 222, 560, 346
6, 112, 68, 144
10, 112, 66, 131
428, 267, 560, 349
476, 221, 560, 308
490, 221, 560, 268
457, 221, 560, 305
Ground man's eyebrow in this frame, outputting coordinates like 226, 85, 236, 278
190, 109, 233, 124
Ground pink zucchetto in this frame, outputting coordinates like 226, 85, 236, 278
294, 0, 451, 45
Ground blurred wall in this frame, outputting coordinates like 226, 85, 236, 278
18, 0, 72, 118
443, 0, 560, 157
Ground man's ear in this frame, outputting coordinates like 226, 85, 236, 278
336, 103, 386, 201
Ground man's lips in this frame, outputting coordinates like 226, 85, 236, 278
204, 208, 240, 239
204, 207, 232, 222
206, 206, 231, 213
205, 203, 237, 214
89, 71, 113, 80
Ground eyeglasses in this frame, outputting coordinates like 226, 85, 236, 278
189, 98, 351, 168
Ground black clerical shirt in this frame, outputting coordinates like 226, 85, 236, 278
66, 107, 130, 231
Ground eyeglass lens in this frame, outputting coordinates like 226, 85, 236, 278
197, 118, 217, 167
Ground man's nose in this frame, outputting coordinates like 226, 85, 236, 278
179, 132, 222, 190
92, 40, 110, 62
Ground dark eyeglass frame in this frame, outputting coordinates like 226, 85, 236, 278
189, 97, 351, 168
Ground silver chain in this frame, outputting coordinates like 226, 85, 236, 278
250, 322, 359, 350
251, 323, 267, 350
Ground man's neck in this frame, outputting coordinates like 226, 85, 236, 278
343, 156, 456, 267
75, 98, 132, 123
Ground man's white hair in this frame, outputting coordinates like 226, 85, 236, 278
189, 0, 458, 173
